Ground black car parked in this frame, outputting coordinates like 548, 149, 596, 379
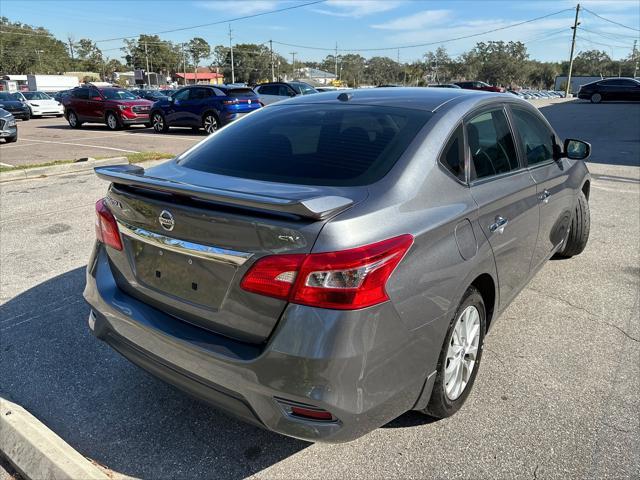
132, 89, 170, 102
0, 92, 30, 120
577, 77, 640, 103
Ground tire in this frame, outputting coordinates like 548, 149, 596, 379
590, 93, 602, 103
556, 191, 590, 258
151, 112, 168, 133
202, 113, 219, 134
67, 110, 82, 129
423, 286, 486, 419
5, 134, 17, 143
22, 110, 30, 121
105, 111, 122, 131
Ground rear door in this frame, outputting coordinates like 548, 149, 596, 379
467, 106, 539, 307
185, 87, 213, 126
71, 88, 91, 120
256, 84, 285, 105
509, 106, 572, 269
84, 88, 104, 121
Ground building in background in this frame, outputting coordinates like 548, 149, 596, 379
297, 67, 337, 85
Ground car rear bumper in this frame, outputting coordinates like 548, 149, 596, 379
83, 243, 431, 442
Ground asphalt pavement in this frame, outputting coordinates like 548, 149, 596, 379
0, 101, 639, 479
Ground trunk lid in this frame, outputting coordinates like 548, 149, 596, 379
97, 161, 363, 343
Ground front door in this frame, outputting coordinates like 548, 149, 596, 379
509, 106, 573, 270
166, 88, 191, 126
467, 107, 540, 307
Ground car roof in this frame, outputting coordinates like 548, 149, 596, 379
283, 87, 506, 112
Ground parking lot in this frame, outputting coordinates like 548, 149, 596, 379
0, 116, 203, 168
0, 101, 639, 479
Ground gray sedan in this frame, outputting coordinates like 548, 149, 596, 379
85, 87, 591, 442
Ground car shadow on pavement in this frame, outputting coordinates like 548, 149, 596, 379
0, 267, 308, 479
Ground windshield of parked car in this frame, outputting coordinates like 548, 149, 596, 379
0, 92, 17, 101
23, 91, 51, 100
100, 89, 139, 100
178, 104, 432, 186
290, 82, 318, 95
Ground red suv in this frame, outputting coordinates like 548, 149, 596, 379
454, 81, 504, 93
63, 86, 153, 130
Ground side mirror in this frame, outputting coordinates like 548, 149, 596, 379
564, 138, 590, 160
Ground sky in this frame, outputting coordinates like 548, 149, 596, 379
3, 0, 639, 64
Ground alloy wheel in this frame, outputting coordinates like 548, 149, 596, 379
107, 113, 118, 130
203, 115, 218, 134
68, 112, 77, 127
444, 305, 481, 401
591, 93, 602, 104
153, 113, 164, 132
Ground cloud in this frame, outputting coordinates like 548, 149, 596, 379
372, 9, 451, 30
314, 0, 404, 18
195, 0, 280, 16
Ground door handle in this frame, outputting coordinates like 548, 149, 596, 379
539, 190, 551, 204
489, 216, 508, 234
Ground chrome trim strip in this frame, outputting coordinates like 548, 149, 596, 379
117, 222, 253, 266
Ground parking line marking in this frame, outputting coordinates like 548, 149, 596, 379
1, 138, 139, 153
0, 162, 15, 167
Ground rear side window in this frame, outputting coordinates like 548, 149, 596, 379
258, 85, 277, 95
178, 104, 432, 186
440, 125, 465, 182
466, 109, 518, 180
511, 108, 555, 166
190, 88, 212, 100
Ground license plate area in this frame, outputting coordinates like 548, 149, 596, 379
127, 238, 236, 310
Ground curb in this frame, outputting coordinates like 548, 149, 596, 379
0, 398, 109, 480
0, 156, 128, 183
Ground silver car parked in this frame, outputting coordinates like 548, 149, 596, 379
85, 88, 591, 442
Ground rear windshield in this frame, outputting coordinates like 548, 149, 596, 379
178, 104, 431, 186
226, 88, 257, 98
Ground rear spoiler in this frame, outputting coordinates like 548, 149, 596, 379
94, 164, 354, 220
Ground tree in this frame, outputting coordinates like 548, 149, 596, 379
0, 17, 71, 74
339, 54, 366, 87
187, 37, 211, 80
211, 43, 281, 84
365, 56, 403, 86
471, 41, 529, 86
122, 35, 182, 74
424, 47, 451, 83
74, 39, 104, 73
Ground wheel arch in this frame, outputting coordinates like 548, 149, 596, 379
201, 109, 221, 123
470, 273, 497, 330
581, 179, 590, 201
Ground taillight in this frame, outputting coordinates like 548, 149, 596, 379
95, 198, 123, 251
240, 235, 413, 310
223, 99, 239, 105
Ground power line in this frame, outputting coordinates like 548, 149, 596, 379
582, 7, 640, 32
577, 26, 639, 41
272, 7, 574, 52
94, 0, 326, 43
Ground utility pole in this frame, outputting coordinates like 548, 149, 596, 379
633, 40, 638, 78
565, 3, 580, 98
144, 41, 150, 87
290, 52, 297, 79
67, 36, 75, 68
269, 40, 275, 82
229, 24, 235, 84
181, 43, 187, 85
334, 42, 338, 77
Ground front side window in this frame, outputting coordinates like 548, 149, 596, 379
466, 109, 518, 180
178, 104, 432, 186
511, 108, 555, 167
440, 125, 465, 182
173, 89, 190, 101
